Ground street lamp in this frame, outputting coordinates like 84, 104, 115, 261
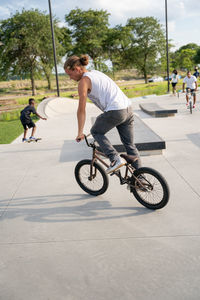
48, 0, 60, 97
165, 0, 170, 93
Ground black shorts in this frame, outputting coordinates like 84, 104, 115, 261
186, 88, 195, 95
171, 82, 177, 87
20, 118, 35, 130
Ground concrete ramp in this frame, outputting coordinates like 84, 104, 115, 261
37, 97, 78, 118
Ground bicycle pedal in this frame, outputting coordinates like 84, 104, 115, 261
110, 170, 120, 176
110, 172, 116, 176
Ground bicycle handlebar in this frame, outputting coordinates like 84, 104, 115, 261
76, 133, 95, 148
83, 133, 95, 148
84, 134, 91, 146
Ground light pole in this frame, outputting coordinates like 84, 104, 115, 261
165, 0, 170, 93
48, 0, 60, 97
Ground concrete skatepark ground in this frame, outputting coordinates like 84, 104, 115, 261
1, 93, 200, 300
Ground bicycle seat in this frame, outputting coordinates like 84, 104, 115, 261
120, 154, 138, 164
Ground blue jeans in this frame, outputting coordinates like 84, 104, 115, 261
91, 106, 141, 169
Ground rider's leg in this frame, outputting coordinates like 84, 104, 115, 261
193, 93, 196, 105
31, 125, 36, 137
116, 107, 142, 169
174, 85, 176, 95
186, 93, 189, 105
23, 128, 28, 139
91, 112, 121, 162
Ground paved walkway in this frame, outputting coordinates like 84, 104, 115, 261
1, 94, 200, 300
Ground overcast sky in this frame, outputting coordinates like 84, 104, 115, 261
0, 0, 200, 49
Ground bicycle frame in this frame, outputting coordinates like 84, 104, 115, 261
84, 135, 144, 188
186, 88, 194, 113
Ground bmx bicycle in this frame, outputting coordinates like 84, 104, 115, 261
75, 135, 170, 210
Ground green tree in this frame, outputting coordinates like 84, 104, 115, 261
65, 8, 110, 69
194, 48, 200, 65
159, 41, 175, 73
178, 43, 199, 52
0, 9, 66, 94
103, 25, 132, 77
125, 17, 165, 83
175, 48, 196, 70
40, 26, 71, 90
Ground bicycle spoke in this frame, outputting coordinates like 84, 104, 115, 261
79, 165, 104, 191
135, 173, 164, 205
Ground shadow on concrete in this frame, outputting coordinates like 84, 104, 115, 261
0, 193, 152, 223
187, 133, 200, 148
60, 140, 92, 163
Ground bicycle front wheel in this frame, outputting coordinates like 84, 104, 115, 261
189, 100, 192, 114
75, 159, 109, 196
131, 167, 170, 209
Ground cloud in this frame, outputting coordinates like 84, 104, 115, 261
1, 0, 200, 25
0, 6, 11, 19
0, 0, 199, 48
168, 21, 176, 33
88, 0, 200, 25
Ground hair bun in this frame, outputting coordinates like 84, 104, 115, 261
80, 55, 89, 66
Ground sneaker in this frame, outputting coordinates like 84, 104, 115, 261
29, 136, 36, 141
22, 138, 28, 142
106, 157, 125, 174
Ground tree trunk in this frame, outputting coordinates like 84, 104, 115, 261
93, 60, 97, 70
144, 55, 148, 84
47, 74, 51, 90
30, 69, 36, 96
144, 70, 148, 84
111, 57, 115, 79
43, 67, 52, 90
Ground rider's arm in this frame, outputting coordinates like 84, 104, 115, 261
195, 81, 198, 91
32, 106, 47, 120
76, 77, 90, 141
36, 112, 47, 120
182, 82, 185, 92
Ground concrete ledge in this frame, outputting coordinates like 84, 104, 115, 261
139, 103, 177, 117
91, 115, 166, 156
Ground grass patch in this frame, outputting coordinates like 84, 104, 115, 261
120, 80, 189, 98
121, 82, 169, 98
14, 91, 75, 106
0, 115, 39, 144
0, 119, 24, 144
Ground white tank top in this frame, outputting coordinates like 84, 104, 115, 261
83, 70, 131, 112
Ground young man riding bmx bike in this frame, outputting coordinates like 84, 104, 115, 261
64, 55, 141, 174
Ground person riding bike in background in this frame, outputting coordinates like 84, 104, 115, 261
182, 71, 198, 109
64, 55, 141, 174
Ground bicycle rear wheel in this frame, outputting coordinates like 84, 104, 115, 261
75, 159, 109, 196
131, 167, 170, 209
